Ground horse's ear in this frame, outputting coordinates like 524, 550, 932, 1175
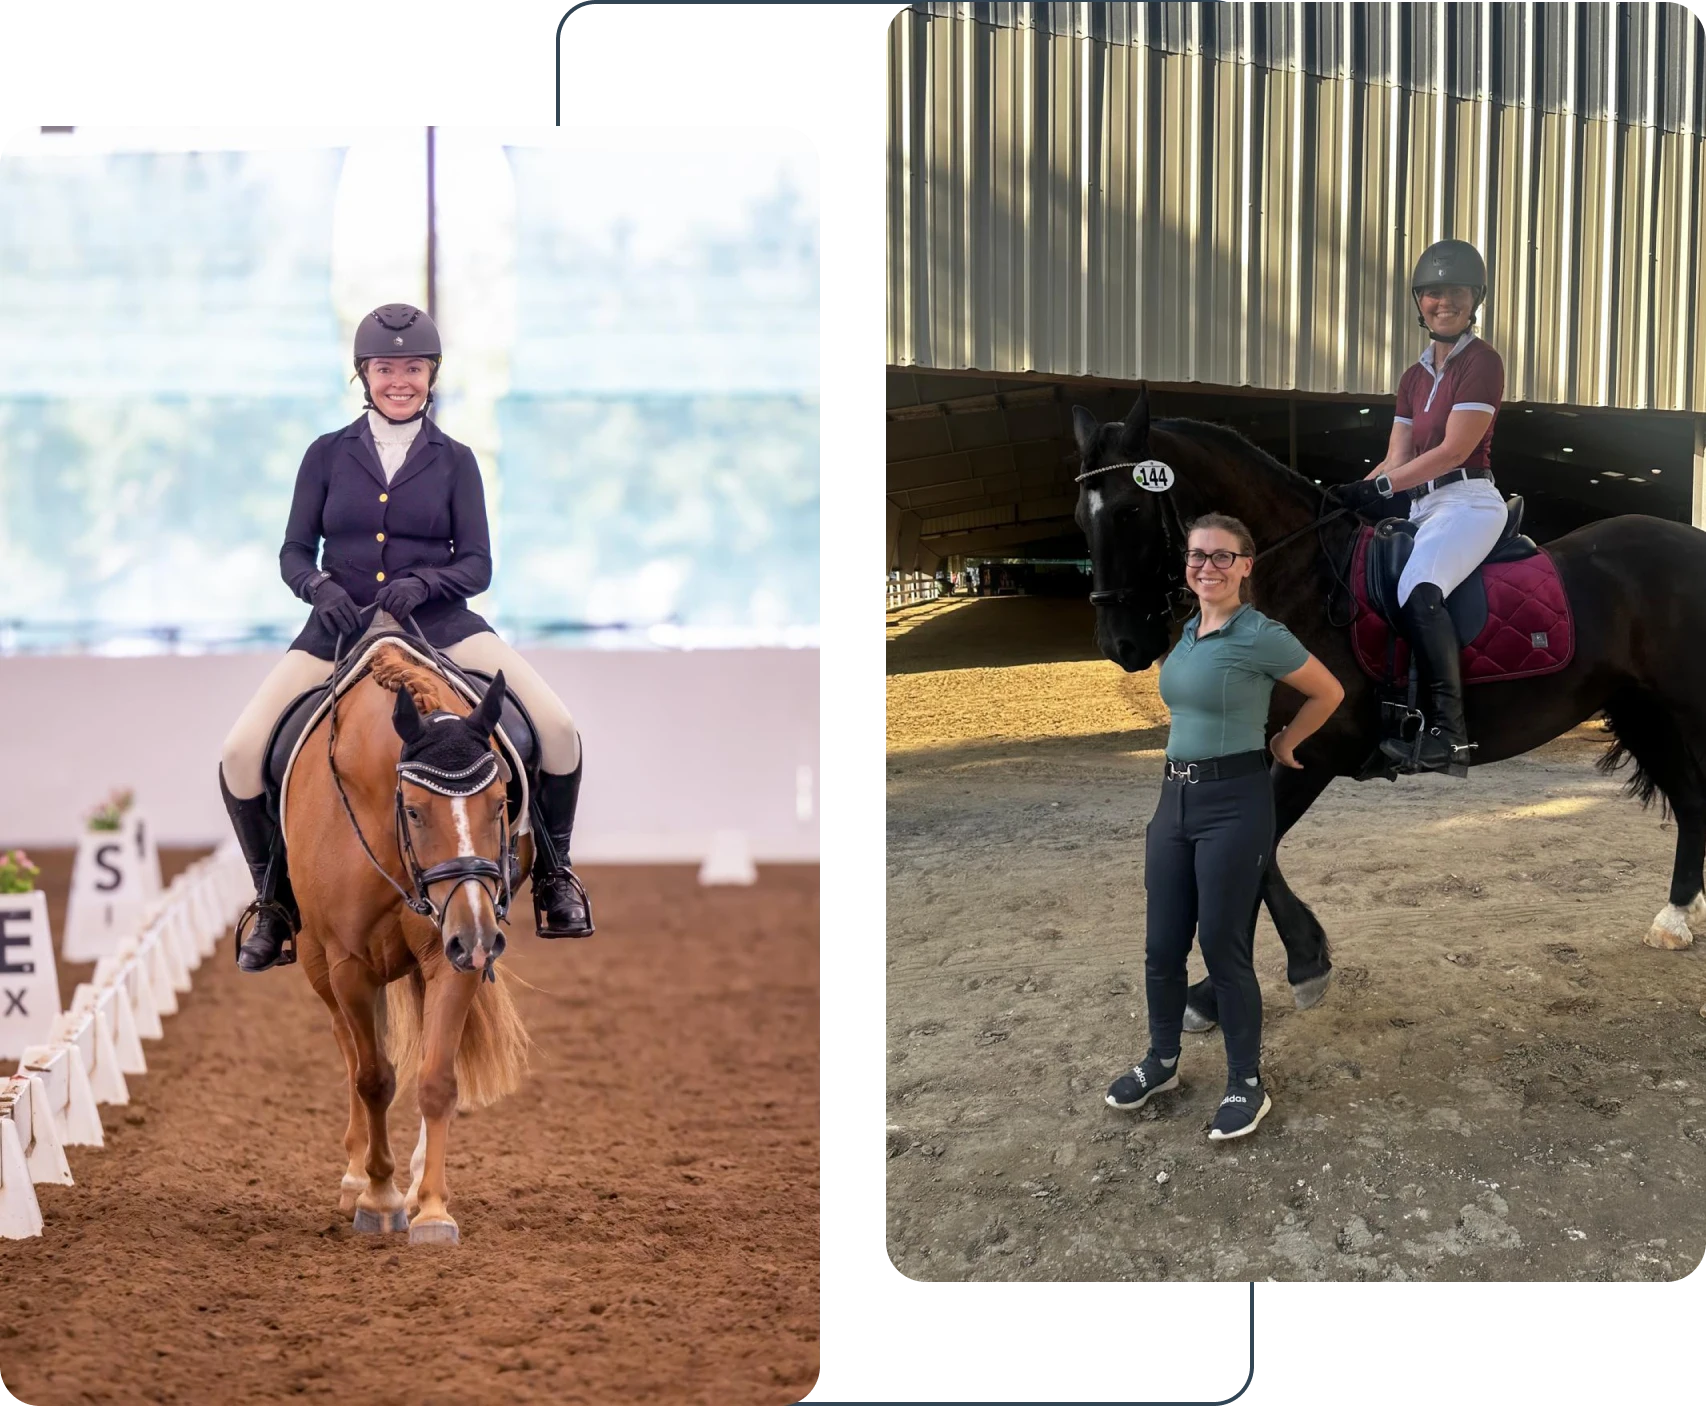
469, 670, 507, 739
1071, 405, 1100, 462
393, 685, 425, 745
1116, 391, 1150, 457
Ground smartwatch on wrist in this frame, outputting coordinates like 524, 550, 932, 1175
1374, 473, 1394, 497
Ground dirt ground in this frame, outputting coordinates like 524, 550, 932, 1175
887, 595, 1706, 1283
2, 852, 818, 1405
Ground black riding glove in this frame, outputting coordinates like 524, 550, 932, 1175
375, 575, 431, 620
1329, 477, 1398, 519
307, 575, 361, 638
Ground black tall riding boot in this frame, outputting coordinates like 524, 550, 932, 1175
1379, 583, 1474, 778
530, 761, 595, 938
218, 766, 300, 970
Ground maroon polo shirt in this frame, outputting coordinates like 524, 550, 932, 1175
1393, 332, 1504, 470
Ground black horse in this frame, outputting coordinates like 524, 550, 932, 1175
1074, 392, 1706, 1027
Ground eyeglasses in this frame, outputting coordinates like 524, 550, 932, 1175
1184, 549, 1249, 570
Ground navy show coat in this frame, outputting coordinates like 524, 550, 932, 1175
279, 414, 495, 660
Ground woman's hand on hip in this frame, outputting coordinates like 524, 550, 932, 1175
1270, 727, 1304, 769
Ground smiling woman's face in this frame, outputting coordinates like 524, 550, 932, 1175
1186, 528, 1251, 609
363, 357, 434, 420
1417, 284, 1475, 339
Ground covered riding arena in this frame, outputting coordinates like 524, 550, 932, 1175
887, 3, 1706, 1280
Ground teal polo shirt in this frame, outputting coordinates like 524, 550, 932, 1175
1158, 605, 1310, 762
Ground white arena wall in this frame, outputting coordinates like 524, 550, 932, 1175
0, 648, 819, 862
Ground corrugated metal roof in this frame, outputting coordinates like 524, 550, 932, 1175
889, 1, 1706, 410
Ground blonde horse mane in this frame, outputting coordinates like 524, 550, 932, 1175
368, 645, 453, 715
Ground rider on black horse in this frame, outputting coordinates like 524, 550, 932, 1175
1330, 239, 1507, 778
217, 303, 595, 971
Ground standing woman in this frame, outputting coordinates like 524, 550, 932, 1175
1104, 515, 1344, 1140
217, 303, 594, 972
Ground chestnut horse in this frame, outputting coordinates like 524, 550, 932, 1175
286, 641, 529, 1245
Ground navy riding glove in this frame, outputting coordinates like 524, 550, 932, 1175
375, 575, 431, 620
308, 576, 361, 638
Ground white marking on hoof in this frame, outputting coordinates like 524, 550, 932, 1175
1182, 1006, 1218, 1033
1291, 973, 1333, 1011
408, 1217, 460, 1246
1685, 893, 1706, 929
352, 1206, 409, 1234
1644, 904, 1695, 951
339, 1173, 366, 1215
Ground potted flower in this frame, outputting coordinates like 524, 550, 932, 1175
84, 787, 135, 833
0, 849, 40, 896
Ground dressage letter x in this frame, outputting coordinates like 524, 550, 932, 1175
3, 989, 26, 1017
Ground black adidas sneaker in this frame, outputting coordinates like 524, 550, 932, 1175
1105, 1051, 1181, 1111
1208, 1074, 1272, 1140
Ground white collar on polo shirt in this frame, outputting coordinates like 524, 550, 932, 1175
1419, 329, 1477, 374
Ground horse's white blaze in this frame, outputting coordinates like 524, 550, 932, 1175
448, 795, 496, 935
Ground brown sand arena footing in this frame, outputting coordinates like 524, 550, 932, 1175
2, 852, 818, 1406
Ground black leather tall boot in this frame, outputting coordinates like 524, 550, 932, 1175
218, 766, 300, 970
1379, 583, 1474, 778
530, 761, 595, 938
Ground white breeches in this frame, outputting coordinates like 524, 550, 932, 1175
1397, 477, 1509, 608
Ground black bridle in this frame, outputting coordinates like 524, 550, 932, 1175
324, 607, 514, 974
1076, 457, 1359, 626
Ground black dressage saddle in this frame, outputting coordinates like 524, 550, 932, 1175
1364, 494, 1540, 641
261, 631, 538, 825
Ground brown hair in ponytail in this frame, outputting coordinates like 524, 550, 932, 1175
1187, 512, 1257, 603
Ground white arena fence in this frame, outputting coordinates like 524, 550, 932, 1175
0, 841, 249, 1239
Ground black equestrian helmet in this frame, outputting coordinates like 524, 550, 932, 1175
354, 303, 442, 365
1411, 240, 1487, 331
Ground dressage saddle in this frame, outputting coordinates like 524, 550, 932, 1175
1364, 494, 1539, 643
261, 630, 538, 828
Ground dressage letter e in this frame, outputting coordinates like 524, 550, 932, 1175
0, 907, 34, 974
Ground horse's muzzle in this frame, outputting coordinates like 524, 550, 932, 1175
444, 928, 505, 977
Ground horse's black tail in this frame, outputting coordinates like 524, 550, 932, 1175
1597, 688, 1706, 820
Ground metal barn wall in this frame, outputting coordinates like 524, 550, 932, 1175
888, 1, 1706, 410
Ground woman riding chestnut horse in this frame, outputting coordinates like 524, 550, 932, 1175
218, 303, 593, 970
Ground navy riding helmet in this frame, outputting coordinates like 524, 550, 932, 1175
354, 303, 443, 418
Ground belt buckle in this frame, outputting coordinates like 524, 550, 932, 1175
1168, 760, 1200, 784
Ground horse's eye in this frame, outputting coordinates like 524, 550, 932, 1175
406, 807, 422, 824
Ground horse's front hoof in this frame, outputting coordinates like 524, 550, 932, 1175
1644, 905, 1694, 951
353, 1206, 409, 1234
1182, 1006, 1218, 1033
1291, 972, 1333, 1010
409, 1217, 460, 1246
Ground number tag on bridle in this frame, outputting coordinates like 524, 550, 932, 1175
1132, 460, 1175, 493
